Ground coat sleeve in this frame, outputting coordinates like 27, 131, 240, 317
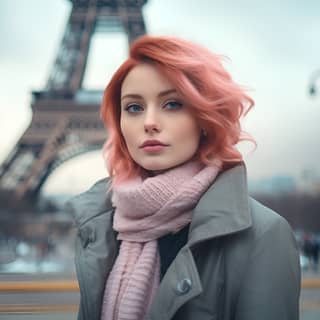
74, 231, 86, 320
234, 214, 301, 320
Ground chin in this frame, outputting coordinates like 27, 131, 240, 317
135, 153, 199, 172
141, 163, 171, 172
138, 158, 188, 173
137, 159, 175, 172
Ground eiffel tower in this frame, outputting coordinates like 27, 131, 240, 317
0, 0, 148, 208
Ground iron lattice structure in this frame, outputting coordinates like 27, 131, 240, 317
0, 0, 147, 206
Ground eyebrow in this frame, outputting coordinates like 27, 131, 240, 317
121, 89, 177, 101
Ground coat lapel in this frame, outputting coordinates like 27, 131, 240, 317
67, 178, 119, 320
75, 207, 119, 320
147, 163, 253, 319
146, 246, 202, 319
188, 162, 252, 247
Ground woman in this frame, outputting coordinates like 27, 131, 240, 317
68, 35, 300, 320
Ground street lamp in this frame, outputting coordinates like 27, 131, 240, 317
309, 69, 320, 96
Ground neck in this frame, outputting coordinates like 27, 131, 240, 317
147, 159, 198, 177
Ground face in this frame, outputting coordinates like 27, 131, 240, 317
120, 63, 201, 173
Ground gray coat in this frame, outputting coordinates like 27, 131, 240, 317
67, 163, 301, 320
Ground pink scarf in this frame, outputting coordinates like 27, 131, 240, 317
101, 160, 222, 320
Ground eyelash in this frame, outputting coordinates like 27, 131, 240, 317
165, 100, 183, 110
125, 104, 143, 113
124, 100, 183, 113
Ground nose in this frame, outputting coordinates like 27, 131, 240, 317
144, 109, 160, 133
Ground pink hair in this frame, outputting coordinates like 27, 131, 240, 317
101, 35, 255, 186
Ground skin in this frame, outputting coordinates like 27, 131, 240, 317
120, 63, 201, 174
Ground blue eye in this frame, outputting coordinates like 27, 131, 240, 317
164, 100, 183, 110
125, 104, 143, 113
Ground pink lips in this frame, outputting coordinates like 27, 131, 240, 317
140, 139, 168, 152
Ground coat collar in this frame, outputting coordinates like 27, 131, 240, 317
66, 177, 113, 227
188, 162, 252, 246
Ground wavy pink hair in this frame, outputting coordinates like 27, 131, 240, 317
101, 35, 255, 186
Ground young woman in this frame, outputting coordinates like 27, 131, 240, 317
68, 35, 300, 320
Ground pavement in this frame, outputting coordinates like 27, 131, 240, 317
0, 273, 79, 320
300, 270, 320, 320
0, 270, 319, 319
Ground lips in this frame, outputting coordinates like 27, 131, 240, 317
140, 140, 168, 148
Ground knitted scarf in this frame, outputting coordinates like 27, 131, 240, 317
101, 159, 222, 320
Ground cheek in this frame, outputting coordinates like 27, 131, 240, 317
186, 130, 201, 152
120, 120, 131, 151
120, 117, 133, 140
120, 118, 141, 157
175, 118, 201, 144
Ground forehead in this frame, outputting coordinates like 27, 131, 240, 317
121, 63, 174, 97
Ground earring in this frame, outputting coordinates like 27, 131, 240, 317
201, 129, 207, 137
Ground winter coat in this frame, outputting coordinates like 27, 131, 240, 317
67, 163, 301, 320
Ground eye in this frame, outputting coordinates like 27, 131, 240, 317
125, 104, 143, 113
164, 100, 183, 110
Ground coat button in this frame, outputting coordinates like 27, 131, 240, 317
78, 227, 95, 248
176, 278, 192, 295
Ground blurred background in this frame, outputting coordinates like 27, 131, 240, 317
0, 0, 319, 319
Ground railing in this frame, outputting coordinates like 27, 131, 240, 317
1, 278, 319, 292
0, 278, 319, 315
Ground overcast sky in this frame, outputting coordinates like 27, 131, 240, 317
0, 0, 319, 195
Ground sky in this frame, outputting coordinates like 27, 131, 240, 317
0, 0, 320, 195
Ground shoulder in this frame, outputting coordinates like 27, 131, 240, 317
223, 197, 300, 288
224, 197, 298, 263
248, 197, 295, 242
65, 177, 113, 226
231, 197, 299, 262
